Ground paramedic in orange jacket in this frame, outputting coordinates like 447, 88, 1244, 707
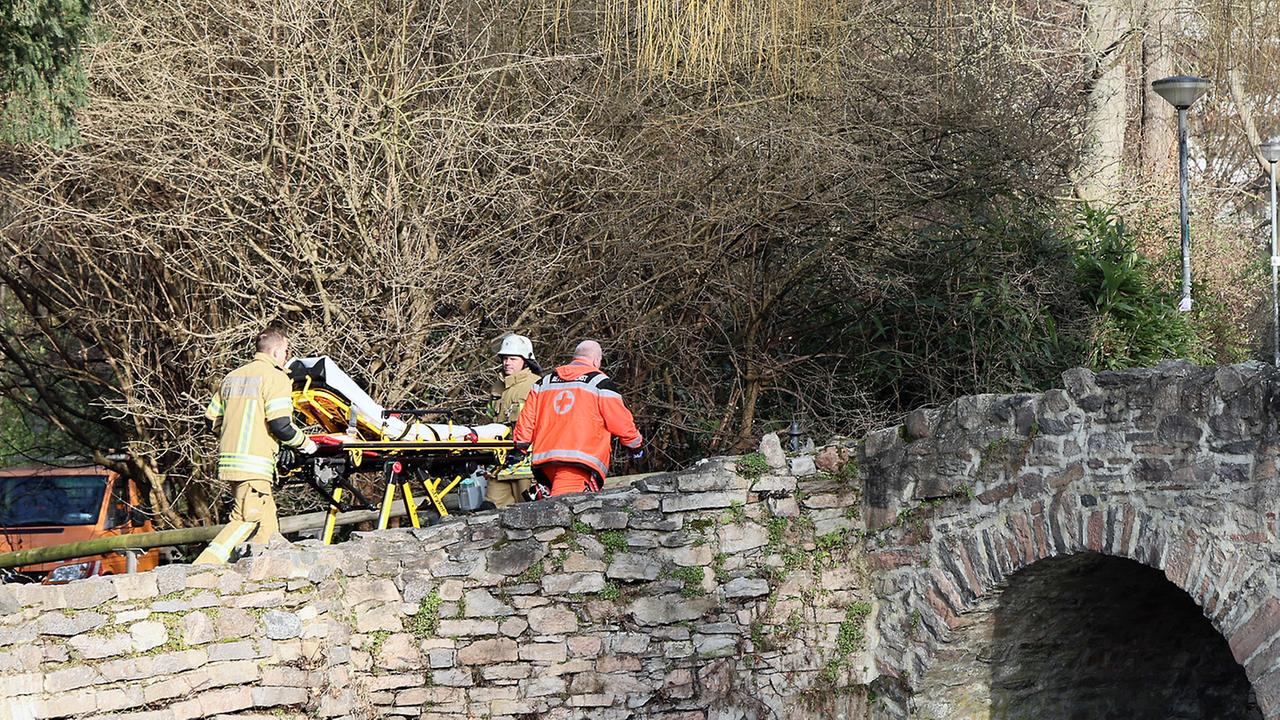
512, 340, 644, 496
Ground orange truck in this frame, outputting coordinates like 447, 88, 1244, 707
0, 465, 160, 583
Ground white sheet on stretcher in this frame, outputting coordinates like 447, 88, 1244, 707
290, 357, 509, 442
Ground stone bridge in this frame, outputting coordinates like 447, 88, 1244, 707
862, 361, 1280, 719
0, 361, 1277, 720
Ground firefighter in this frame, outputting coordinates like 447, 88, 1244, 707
512, 340, 644, 496
195, 325, 316, 563
485, 334, 541, 507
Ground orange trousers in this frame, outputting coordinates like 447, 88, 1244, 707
543, 463, 598, 496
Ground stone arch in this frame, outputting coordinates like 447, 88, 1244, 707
857, 362, 1280, 718
884, 493, 1272, 718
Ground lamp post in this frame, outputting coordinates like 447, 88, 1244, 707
1261, 139, 1280, 366
1152, 75, 1212, 312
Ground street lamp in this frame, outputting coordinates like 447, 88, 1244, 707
1261, 138, 1280, 366
1152, 75, 1212, 312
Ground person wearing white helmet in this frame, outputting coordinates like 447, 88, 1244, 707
486, 334, 541, 506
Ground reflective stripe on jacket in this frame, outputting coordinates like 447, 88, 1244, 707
204, 353, 304, 482
512, 361, 642, 481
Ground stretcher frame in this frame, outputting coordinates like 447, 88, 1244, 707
282, 378, 511, 543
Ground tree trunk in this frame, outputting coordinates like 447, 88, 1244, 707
1139, 0, 1177, 188
1074, 0, 1131, 204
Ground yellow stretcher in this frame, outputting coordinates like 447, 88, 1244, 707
282, 358, 513, 544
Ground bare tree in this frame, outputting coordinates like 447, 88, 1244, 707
0, 0, 1090, 525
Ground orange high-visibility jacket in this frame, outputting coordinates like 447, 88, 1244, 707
513, 361, 643, 481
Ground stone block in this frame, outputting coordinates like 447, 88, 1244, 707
0, 587, 18, 617
252, 685, 309, 708
568, 635, 603, 657
482, 662, 533, 681
263, 610, 302, 640
112, 573, 159, 601
194, 687, 255, 717
519, 641, 568, 663
376, 633, 422, 670
788, 455, 817, 476
485, 540, 547, 577
561, 552, 606, 573
751, 474, 796, 493
207, 640, 260, 662
96, 686, 147, 713
722, 577, 770, 599
432, 668, 475, 687
759, 433, 786, 468
457, 638, 517, 664
520, 606, 574, 635
661, 490, 747, 513
214, 607, 254, 640
44, 665, 102, 693
500, 501, 572, 530
437, 619, 498, 637
542, 572, 605, 595
569, 693, 615, 707
580, 510, 629, 529
182, 610, 216, 646
62, 578, 116, 609
607, 553, 662, 581
37, 611, 106, 636
628, 596, 715, 625
462, 589, 514, 617
129, 620, 168, 652
499, 617, 528, 637
231, 590, 285, 609
665, 544, 713, 567
345, 577, 401, 606
70, 632, 133, 660
0, 625, 36, 648
717, 523, 769, 554
694, 634, 737, 658
355, 603, 403, 633
427, 647, 456, 668
44, 687, 97, 716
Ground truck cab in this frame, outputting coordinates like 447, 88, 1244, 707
0, 466, 160, 583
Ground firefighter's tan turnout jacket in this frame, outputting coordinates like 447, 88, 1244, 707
204, 353, 305, 481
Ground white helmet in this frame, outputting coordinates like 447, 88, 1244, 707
497, 334, 535, 360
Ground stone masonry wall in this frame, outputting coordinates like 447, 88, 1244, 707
0, 455, 873, 720
855, 361, 1280, 718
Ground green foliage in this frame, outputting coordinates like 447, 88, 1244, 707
822, 601, 874, 684
598, 582, 620, 601
409, 589, 443, 638
669, 566, 706, 598
712, 552, 729, 583
1073, 207, 1210, 369
766, 516, 788, 548
846, 207, 1082, 409
723, 501, 747, 525
0, 0, 93, 147
598, 530, 627, 555
515, 560, 545, 584
736, 453, 769, 480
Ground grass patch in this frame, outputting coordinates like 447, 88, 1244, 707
599, 530, 628, 561
723, 501, 747, 525
515, 560, 546, 584
408, 589, 443, 638
669, 566, 706, 598
598, 582, 620, 601
736, 452, 769, 479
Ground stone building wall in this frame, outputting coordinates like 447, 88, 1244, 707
0, 455, 871, 720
